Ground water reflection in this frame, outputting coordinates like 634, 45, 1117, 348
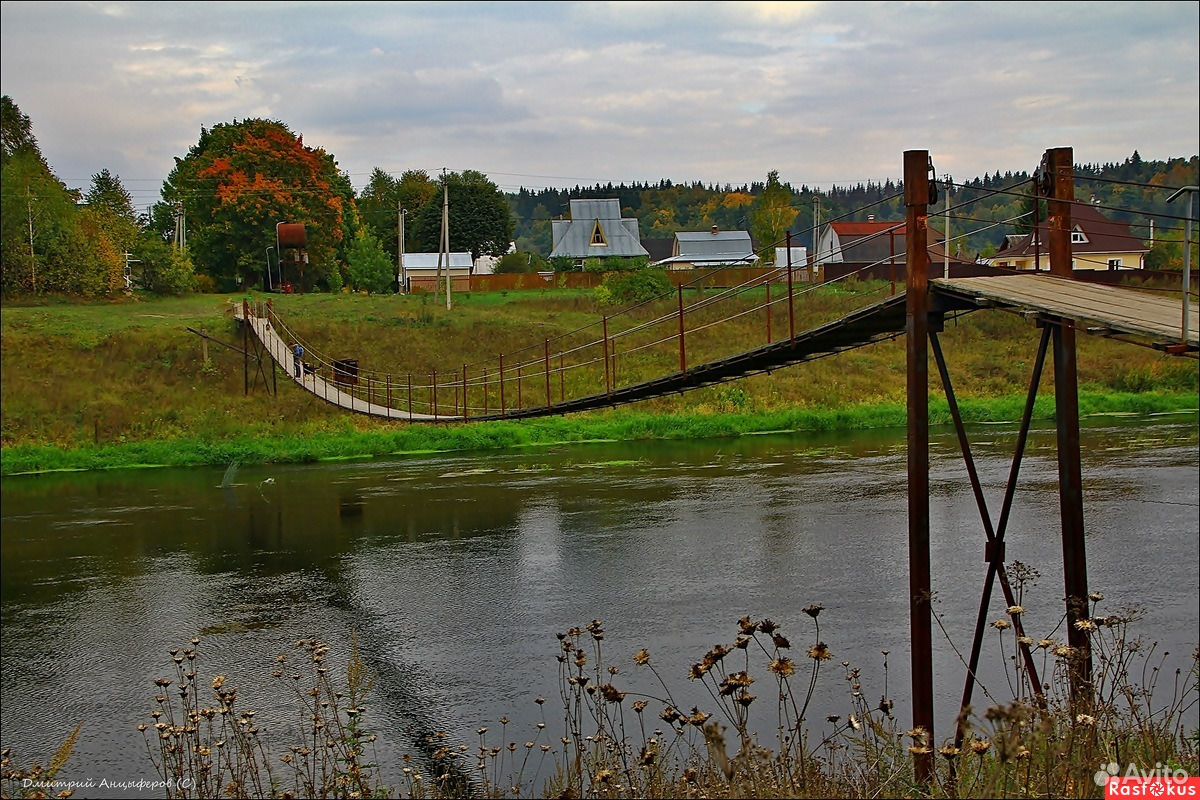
1, 414, 1197, 795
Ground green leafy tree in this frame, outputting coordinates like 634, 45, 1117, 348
85, 169, 138, 252
133, 235, 196, 294
154, 118, 352, 291
346, 231, 395, 293
409, 170, 514, 260
1, 95, 38, 169
357, 168, 400, 261
750, 170, 797, 262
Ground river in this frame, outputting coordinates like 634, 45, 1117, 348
2, 412, 1197, 795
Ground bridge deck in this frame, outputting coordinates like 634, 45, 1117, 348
246, 312, 449, 420
932, 274, 1198, 349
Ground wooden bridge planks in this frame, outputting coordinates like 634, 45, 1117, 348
932, 274, 1198, 347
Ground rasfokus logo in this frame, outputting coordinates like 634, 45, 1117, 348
1095, 761, 1198, 798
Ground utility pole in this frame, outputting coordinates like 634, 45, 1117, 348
398, 204, 407, 293
442, 169, 452, 310
26, 183, 37, 294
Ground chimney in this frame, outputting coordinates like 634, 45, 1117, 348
711, 225, 719, 235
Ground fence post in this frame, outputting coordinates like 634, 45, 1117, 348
483, 367, 489, 416
544, 339, 552, 410
766, 281, 772, 344
387, 374, 392, 417
603, 317, 611, 397
462, 364, 468, 420
432, 369, 438, 420
786, 236, 795, 342
408, 373, 413, 421
242, 300, 249, 396
559, 352, 565, 402
500, 354, 506, 416
518, 365, 523, 409
677, 285, 687, 373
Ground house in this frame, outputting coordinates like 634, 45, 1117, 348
640, 238, 675, 264
550, 199, 648, 262
652, 226, 759, 270
401, 252, 474, 293
814, 217, 943, 266
987, 204, 1148, 271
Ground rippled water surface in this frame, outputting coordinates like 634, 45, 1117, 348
2, 414, 1197, 795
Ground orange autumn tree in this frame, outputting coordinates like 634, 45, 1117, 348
157, 119, 355, 291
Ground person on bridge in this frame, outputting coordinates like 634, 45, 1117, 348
293, 343, 304, 379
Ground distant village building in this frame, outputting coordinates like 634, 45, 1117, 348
814, 218, 933, 266
652, 226, 758, 270
473, 242, 517, 276
550, 199, 648, 263
401, 252, 473, 293
987, 205, 1148, 271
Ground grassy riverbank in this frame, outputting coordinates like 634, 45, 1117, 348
2, 287, 1196, 475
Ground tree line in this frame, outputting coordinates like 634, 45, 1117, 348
2, 93, 1195, 299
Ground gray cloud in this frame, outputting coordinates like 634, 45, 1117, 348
1, 0, 1196, 210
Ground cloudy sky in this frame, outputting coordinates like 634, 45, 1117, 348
2, 1, 1197, 211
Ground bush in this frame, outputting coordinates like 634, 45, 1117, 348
346, 232, 394, 293
596, 269, 673, 306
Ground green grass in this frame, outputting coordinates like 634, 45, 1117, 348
2, 286, 1197, 475
2, 390, 1194, 476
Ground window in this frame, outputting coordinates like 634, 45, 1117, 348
1070, 228, 1088, 244
590, 221, 608, 247
1108, 258, 1121, 270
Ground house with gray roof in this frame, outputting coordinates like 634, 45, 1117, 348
652, 226, 759, 269
550, 199, 648, 262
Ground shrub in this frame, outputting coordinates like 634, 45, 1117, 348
346, 232, 394, 294
597, 269, 673, 306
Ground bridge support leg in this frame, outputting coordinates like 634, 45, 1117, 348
904, 149, 934, 784
1044, 146, 1092, 706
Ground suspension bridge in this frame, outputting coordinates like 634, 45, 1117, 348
225, 147, 1196, 784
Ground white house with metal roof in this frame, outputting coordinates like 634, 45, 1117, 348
550, 199, 648, 261
652, 227, 759, 269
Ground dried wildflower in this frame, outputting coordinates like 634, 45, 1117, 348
735, 692, 756, 707
1054, 645, 1077, 659
1017, 636, 1035, 647
939, 745, 961, 759
734, 635, 751, 650
1089, 592, 1104, 602
1075, 714, 1096, 726
738, 616, 758, 635
633, 649, 650, 666
632, 700, 648, 714
772, 632, 791, 649
826, 715, 841, 723
769, 657, 796, 677
1037, 638, 1055, 649
598, 684, 626, 703
758, 619, 779, 635
992, 619, 1011, 631
587, 620, 605, 641
687, 708, 711, 727
660, 707, 682, 724
689, 663, 709, 680
212, 675, 225, 691
1074, 618, 1098, 633
969, 738, 991, 755
909, 745, 933, 755
803, 604, 824, 618
808, 642, 832, 661
1007, 605, 1026, 616
878, 696, 895, 716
